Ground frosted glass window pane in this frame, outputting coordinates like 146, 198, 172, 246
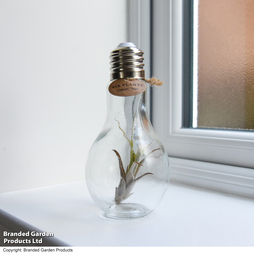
196, 0, 254, 130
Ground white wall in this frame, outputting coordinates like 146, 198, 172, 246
0, 0, 127, 193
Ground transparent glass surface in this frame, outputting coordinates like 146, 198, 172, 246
195, 0, 254, 130
85, 81, 169, 219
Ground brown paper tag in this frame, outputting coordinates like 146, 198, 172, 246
108, 79, 146, 97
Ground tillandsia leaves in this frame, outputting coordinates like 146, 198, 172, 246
113, 120, 161, 205
115, 119, 136, 172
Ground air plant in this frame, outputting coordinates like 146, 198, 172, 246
113, 120, 161, 204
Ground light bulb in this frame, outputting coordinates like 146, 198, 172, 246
85, 42, 169, 219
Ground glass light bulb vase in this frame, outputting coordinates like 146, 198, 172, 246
85, 80, 169, 219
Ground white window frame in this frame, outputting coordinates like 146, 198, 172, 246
128, 0, 254, 198
128, 0, 152, 117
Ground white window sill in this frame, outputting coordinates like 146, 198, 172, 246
169, 157, 254, 199
0, 180, 254, 246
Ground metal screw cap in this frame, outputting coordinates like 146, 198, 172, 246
110, 42, 145, 80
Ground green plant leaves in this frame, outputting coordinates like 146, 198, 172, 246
113, 120, 161, 204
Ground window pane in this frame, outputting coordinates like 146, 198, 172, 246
194, 0, 254, 130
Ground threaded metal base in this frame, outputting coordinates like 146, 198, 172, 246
110, 42, 145, 80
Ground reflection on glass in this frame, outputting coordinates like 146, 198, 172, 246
195, 0, 254, 130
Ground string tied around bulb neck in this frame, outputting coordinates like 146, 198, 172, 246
126, 77, 164, 87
